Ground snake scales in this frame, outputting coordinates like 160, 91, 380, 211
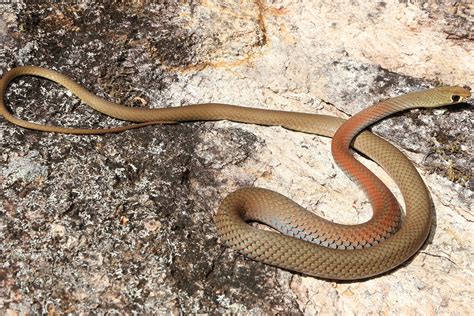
0, 66, 470, 279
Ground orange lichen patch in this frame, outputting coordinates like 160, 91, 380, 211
268, 6, 289, 16
277, 22, 298, 45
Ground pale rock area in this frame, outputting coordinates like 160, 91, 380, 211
0, 0, 472, 314
180, 0, 473, 314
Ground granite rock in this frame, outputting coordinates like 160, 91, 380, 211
1, 1, 472, 314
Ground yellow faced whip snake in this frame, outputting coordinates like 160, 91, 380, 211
0, 66, 470, 279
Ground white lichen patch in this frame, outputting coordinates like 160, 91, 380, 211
2, 151, 48, 184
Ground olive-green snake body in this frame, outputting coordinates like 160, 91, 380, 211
0, 66, 470, 279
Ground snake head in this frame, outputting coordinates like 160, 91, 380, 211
428, 86, 471, 107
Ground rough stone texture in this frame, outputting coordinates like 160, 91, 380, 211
0, 1, 472, 314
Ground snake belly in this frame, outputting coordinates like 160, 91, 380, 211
0, 66, 470, 279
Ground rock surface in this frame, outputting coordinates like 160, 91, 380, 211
1, 1, 472, 314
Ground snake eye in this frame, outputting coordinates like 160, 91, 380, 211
451, 95, 461, 102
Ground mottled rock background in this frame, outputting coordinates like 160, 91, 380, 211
0, 1, 472, 314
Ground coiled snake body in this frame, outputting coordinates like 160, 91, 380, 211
0, 66, 470, 279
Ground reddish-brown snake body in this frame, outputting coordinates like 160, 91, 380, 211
0, 66, 470, 279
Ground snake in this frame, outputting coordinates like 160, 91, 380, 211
0, 66, 470, 280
